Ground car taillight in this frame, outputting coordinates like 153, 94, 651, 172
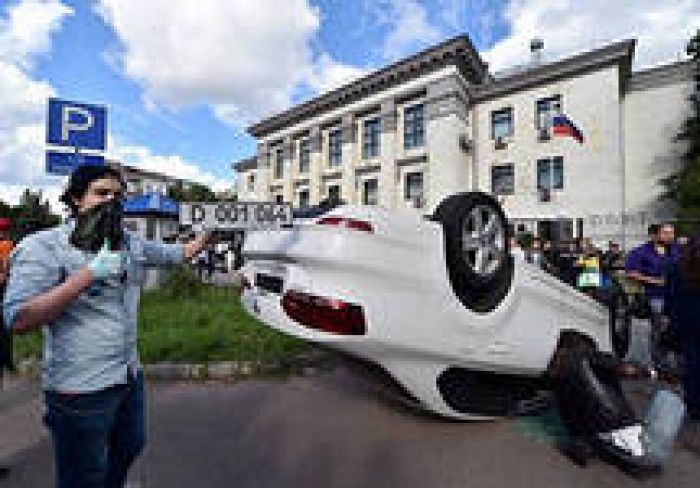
282, 290, 366, 336
317, 216, 373, 233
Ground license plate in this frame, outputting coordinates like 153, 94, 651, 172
180, 202, 293, 231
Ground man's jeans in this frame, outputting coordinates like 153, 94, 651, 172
43, 370, 145, 488
648, 298, 678, 372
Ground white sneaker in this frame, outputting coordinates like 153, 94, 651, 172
598, 424, 645, 457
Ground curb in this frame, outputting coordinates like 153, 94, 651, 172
13, 348, 334, 382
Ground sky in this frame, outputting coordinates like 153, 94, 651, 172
0, 0, 698, 212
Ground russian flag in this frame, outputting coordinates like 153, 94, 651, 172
552, 114, 584, 144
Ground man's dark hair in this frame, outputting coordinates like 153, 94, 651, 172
647, 223, 660, 236
59, 165, 125, 214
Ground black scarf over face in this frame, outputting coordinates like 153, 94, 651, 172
70, 199, 124, 252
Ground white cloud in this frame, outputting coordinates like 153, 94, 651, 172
0, 62, 53, 130
381, 0, 443, 61
0, 0, 73, 212
0, 0, 73, 68
107, 141, 234, 193
97, 0, 371, 129
306, 53, 368, 95
98, 0, 318, 122
484, 0, 700, 72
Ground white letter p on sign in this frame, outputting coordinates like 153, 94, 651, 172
61, 105, 94, 142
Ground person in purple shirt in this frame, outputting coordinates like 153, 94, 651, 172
625, 223, 680, 373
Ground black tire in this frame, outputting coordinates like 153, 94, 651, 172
553, 348, 638, 438
609, 286, 631, 359
433, 192, 513, 313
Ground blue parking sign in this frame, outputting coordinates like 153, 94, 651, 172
46, 151, 105, 175
47, 98, 106, 150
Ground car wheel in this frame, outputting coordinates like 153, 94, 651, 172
433, 192, 513, 313
609, 287, 631, 359
552, 346, 638, 438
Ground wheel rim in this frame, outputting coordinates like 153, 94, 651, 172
461, 205, 506, 277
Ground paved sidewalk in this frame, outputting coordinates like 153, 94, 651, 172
2, 366, 700, 487
0, 376, 45, 464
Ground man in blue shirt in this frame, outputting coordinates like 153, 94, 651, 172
625, 223, 680, 372
3, 165, 210, 487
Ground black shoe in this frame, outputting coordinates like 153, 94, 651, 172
0, 466, 10, 478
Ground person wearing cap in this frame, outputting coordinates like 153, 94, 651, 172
2, 165, 211, 487
0, 217, 14, 479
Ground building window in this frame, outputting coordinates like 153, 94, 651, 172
362, 179, 378, 205
491, 164, 514, 195
491, 108, 513, 139
299, 139, 310, 174
146, 217, 156, 240
275, 194, 284, 204
127, 179, 140, 194
124, 220, 138, 232
298, 190, 309, 208
536, 95, 562, 129
537, 157, 564, 190
328, 129, 343, 167
328, 184, 341, 203
405, 172, 424, 201
274, 149, 284, 179
404, 104, 425, 149
248, 174, 255, 192
362, 118, 381, 159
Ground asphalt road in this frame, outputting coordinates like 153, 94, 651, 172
1, 363, 699, 488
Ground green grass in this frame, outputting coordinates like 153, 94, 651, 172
137, 284, 307, 363
12, 326, 42, 361
13, 268, 308, 365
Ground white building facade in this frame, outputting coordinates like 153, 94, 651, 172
234, 35, 693, 248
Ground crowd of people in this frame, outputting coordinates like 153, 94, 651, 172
510, 235, 626, 290
512, 223, 700, 452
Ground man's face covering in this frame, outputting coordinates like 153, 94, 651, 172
70, 199, 125, 252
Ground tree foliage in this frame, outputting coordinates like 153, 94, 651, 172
662, 30, 700, 223
167, 181, 218, 203
0, 189, 61, 241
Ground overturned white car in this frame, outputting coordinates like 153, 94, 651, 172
240, 192, 634, 423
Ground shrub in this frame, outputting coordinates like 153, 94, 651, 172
161, 265, 204, 298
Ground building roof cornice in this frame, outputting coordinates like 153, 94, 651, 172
233, 156, 257, 172
471, 39, 636, 102
107, 160, 198, 186
247, 34, 487, 139
628, 59, 695, 92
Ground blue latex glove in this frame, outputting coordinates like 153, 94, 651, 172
88, 239, 123, 280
